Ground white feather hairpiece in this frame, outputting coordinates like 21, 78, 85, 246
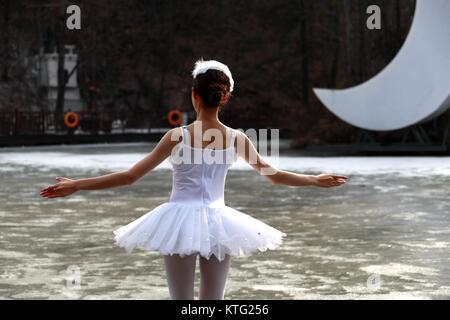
192, 58, 234, 92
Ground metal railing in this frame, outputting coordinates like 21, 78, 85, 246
0, 109, 169, 135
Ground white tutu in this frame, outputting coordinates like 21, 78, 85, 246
113, 202, 286, 262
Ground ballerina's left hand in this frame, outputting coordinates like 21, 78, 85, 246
40, 177, 78, 198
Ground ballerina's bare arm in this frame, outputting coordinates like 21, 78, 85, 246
40, 129, 182, 198
235, 131, 348, 188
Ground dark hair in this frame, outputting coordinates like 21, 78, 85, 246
192, 69, 232, 108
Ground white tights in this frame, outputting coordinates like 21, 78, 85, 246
163, 253, 231, 300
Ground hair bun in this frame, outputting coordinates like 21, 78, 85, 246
208, 90, 223, 105
193, 70, 232, 107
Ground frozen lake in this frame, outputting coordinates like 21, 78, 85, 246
1, 143, 449, 299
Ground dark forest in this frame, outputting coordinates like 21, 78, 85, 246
0, 0, 421, 145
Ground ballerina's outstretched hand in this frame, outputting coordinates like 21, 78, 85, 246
313, 173, 348, 188
40, 177, 78, 198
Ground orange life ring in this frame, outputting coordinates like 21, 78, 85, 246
167, 110, 183, 126
64, 112, 79, 129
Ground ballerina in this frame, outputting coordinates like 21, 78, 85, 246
40, 58, 347, 300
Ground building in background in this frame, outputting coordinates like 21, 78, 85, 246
36, 45, 83, 112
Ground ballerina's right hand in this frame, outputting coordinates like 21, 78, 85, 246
40, 177, 78, 198
314, 173, 348, 188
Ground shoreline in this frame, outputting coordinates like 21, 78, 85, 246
0, 133, 166, 148
0, 134, 448, 156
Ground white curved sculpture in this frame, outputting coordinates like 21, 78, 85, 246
313, 0, 450, 131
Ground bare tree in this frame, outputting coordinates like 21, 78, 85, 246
2, 0, 11, 81
299, 0, 310, 107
